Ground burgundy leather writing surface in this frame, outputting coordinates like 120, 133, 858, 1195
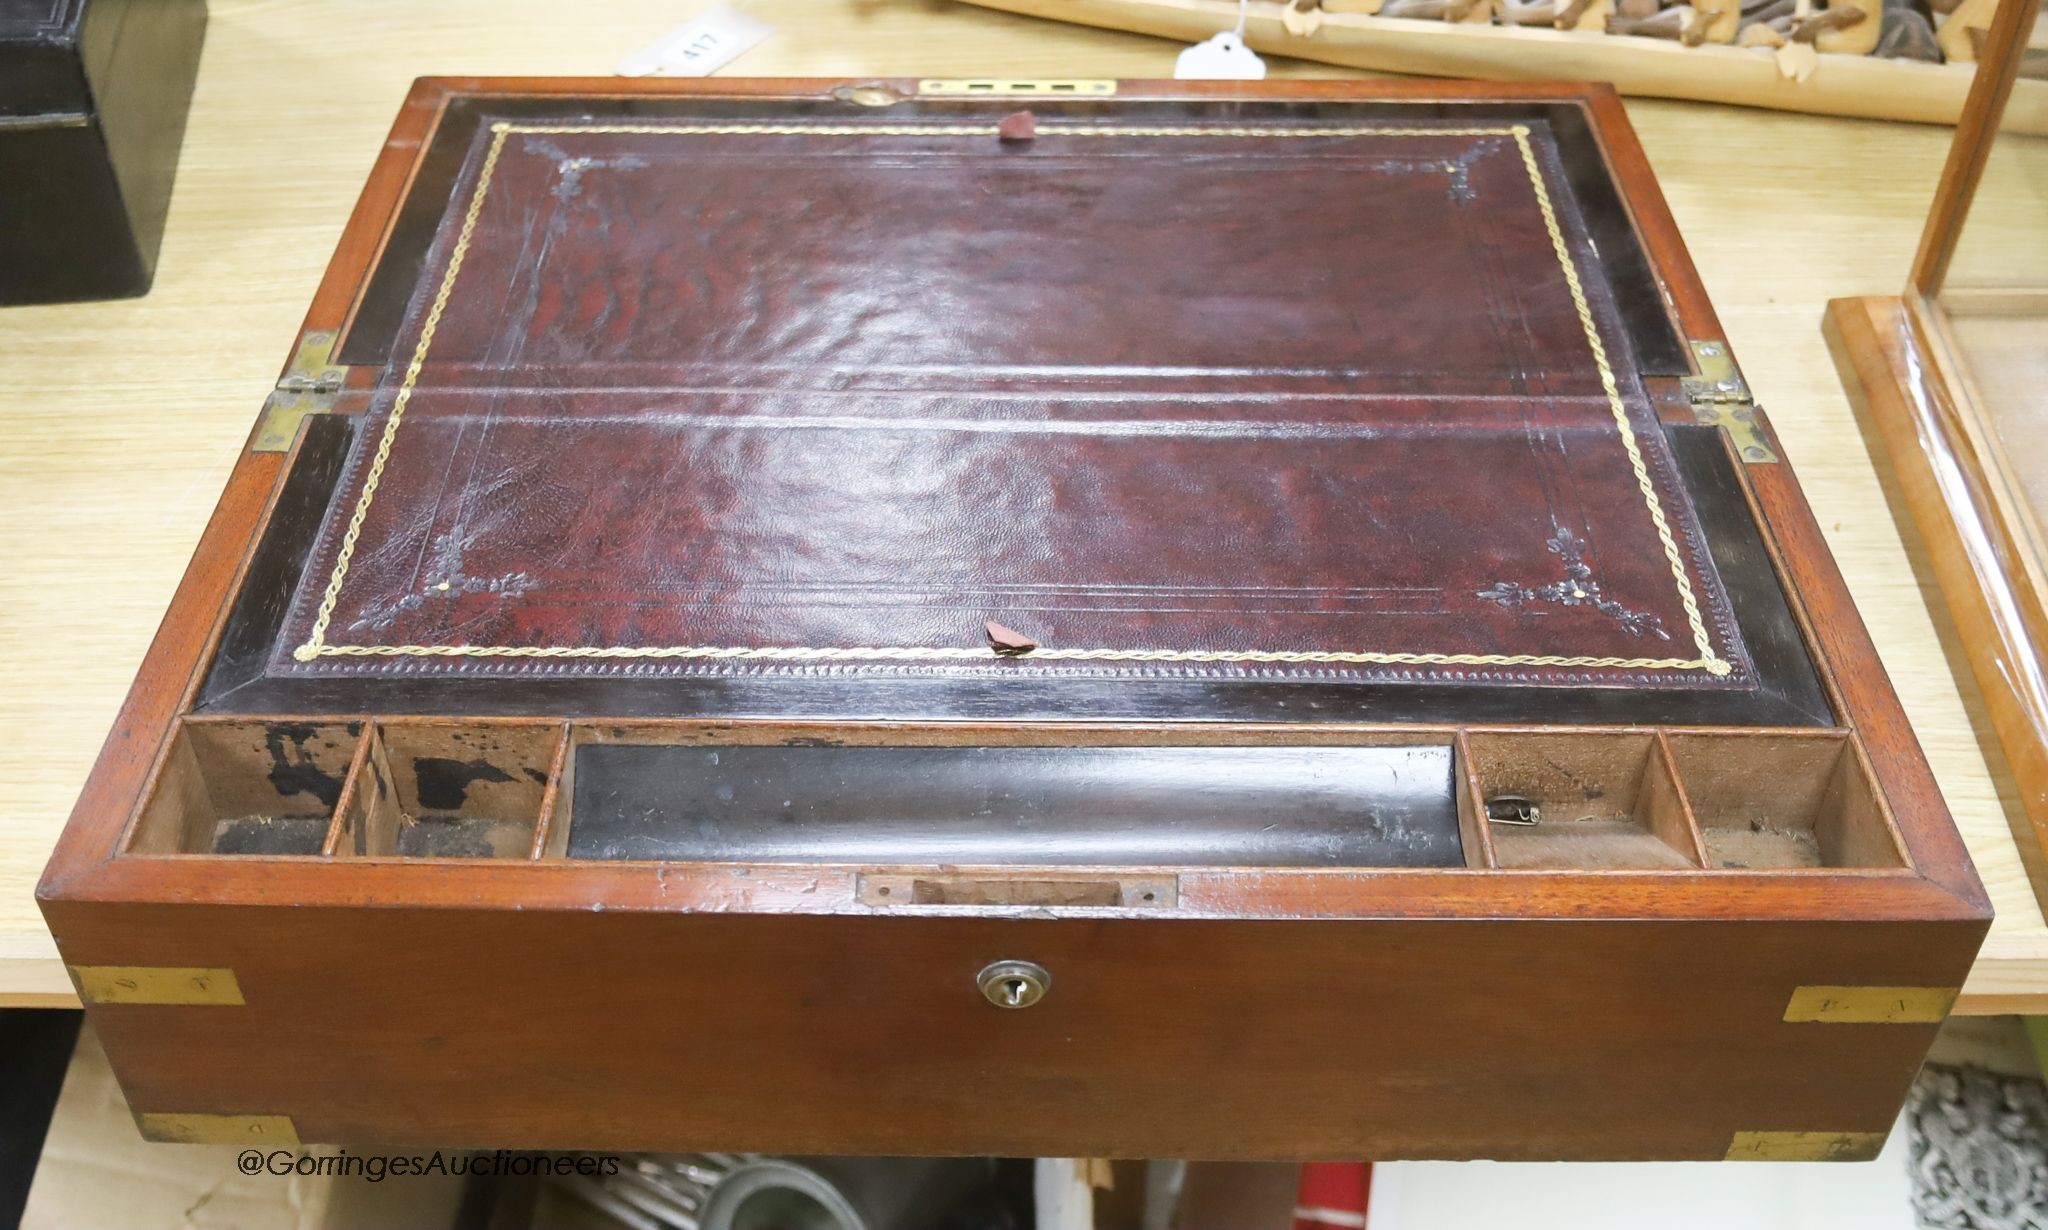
280, 116, 1751, 688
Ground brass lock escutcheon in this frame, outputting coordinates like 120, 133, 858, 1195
977, 960, 1052, 1009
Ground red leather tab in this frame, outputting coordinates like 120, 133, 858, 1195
985, 621, 1038, 656
997, 109, 1037, 141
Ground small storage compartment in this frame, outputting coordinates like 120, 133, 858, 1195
1666, 732, 1908, 869
126, 721, 361, 855
333, 723, 561, 859
1466, 731, 1704, 869
557, 742, 1464, 867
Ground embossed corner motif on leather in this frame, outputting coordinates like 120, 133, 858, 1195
1479, 526, 1670, 641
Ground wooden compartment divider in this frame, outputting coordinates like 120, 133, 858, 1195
319, 733, 377, 858
526, 722, 574, 861
1453, 730, 1501, 870
121, 716, 1912, 875
1654, 731, 1715, 869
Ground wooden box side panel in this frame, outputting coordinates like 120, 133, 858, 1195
1827, 293, 2048, 901
52, 900, 1980, 1160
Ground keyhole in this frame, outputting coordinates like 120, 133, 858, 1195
977, 960, 1050, 1009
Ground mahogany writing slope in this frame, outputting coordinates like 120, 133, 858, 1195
41, 78, 1988, 1160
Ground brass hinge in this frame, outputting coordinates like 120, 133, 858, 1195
917, 79, 1117, 98
1682, 338, 1777, 464
253, 330, 349, 452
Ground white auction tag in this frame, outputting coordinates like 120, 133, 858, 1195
1174, 31, 1267, 80
617, 6, 773, 78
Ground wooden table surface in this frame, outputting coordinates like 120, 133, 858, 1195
3, 0, 2041, 1010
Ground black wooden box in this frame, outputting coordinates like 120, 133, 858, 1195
0, 0, 205, 305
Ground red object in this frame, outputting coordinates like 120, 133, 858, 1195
997, 108, 1036, 140
1295, 1163, 1371, 1230
984, 620, 1038, 655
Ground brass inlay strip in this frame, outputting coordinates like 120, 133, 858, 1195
135, 1113, 299, 1145
1725, 1130, 1887, 1161
1784, 985, 1958, 1024
70, 965, 244, 1006
918, 78, 1116, 97
293, 121, 1729, 678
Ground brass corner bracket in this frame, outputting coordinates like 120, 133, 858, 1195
69, 964, 244, 1006
135, 1113, 299, 1145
